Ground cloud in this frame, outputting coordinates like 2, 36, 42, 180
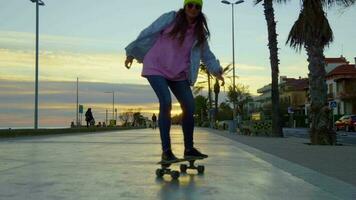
280, 61, 309, 78
0, 48, 143, 84
0, 31, 121, 52
0, 79, 185, 128
220, 62, 266, 72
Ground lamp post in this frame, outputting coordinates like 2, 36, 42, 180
104, 91, 118, 120
221, 0, 244, 131
30, 0, 45, 129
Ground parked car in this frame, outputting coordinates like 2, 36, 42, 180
335, 115, 356, 132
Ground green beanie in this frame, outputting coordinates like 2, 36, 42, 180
184, 0, 203, 7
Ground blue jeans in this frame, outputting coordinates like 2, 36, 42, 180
146, 75, 195, 152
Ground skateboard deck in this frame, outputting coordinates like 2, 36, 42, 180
157, 157, 205, 165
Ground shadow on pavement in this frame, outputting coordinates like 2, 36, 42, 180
155, 173, 205, 199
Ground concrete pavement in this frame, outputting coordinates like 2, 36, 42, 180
0, 126, 355, 200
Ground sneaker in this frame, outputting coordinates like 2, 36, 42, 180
184, 147, 208, 159
161, 150, 180, 164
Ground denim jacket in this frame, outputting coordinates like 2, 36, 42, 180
125, 11, 222, 86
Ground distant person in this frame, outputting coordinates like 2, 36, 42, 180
85, 108, 94, 128
124, 0, 224, 164
97, 122, 102, 127
152, 113, 157, 129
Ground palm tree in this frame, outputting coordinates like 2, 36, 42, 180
254, 0, 289, 137
226, 83, 252, 119
213, 64, 232, 123
286, 0, 355, 145
193, 64, 215, 127
193, 64, 213, 110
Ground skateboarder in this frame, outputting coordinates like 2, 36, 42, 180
125, 0, 224, 163
85, 108, 94, 128
152, 113, 157, 129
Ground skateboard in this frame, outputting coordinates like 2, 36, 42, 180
155, 157, 205, 179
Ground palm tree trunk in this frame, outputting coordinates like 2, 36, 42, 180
306, 42, 336, 145
207, 73, 213, 127
214, 79, 220, 124
263, 0, 283, 137
207, 73, 212, 109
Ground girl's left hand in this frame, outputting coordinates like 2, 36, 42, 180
216, 74, 225, 86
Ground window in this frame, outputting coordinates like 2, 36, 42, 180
328, 83, 333, 94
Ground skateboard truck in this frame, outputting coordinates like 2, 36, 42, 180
180, 160, 205, 174
156, 163, 180, 179
155, 158, 205, 179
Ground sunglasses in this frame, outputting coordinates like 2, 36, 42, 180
186, 3, 202, 10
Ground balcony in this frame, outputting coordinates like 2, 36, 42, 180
327, 93, 334, 100
337, 91, 356, 100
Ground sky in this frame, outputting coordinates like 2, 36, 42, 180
0, 0, 355, 128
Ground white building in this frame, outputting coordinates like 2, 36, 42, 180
326, 56, 356, 115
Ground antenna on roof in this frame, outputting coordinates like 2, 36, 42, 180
341, 44, 344, 57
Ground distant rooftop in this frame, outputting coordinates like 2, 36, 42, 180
325, 56, 349, 64
281, 77, 309, 91
326, 64, 356, 80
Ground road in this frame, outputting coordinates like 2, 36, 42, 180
283, 128, 356, 145
0, 127, 355, 200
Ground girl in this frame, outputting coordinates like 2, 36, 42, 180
125, 0, 224, 164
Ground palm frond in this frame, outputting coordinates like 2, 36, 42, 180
254, 0, 291, 6
321, 0, 355, 7
286, 0, 333, 51
193, 86, 204, 95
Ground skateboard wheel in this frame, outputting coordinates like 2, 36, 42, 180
197, 165, 205, 174
162, 163, 171, 168
180, 164, 187, 173
171, 171, 180, 179
156, 169, 164, 177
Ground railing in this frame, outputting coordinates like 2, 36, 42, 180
327, 93, 334, 99
337, 91, 356, 99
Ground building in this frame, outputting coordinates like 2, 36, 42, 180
326, 57, 356, 115
254, 56, 356, 121
279, 76, 309, 115
255, 83, 271, 109
325, 56, 349, 73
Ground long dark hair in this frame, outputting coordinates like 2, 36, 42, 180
168, 8, 210, 47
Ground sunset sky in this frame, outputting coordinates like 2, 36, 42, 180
1, 0, 355, 128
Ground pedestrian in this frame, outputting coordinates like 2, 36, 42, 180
152, 113, 157, 129
85, 108, 94, 128
125, 0, 224, 164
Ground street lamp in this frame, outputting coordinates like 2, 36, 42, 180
221, 0, 244, 130
30, 0, 45, 129
104, 91, 117, 120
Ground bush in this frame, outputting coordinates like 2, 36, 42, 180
239, 120, 272, 136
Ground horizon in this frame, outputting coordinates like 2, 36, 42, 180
1, 0, 355, 128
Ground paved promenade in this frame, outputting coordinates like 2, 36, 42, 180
0, 126, 355, 200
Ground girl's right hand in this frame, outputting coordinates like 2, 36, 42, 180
125, 56, 134, 69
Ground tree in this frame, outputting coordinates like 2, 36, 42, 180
171, 114, 183, 125
254, 0, 288, 137
193, 64, 213, 113
119, 109, 134, 127
194, 95, 208, 125
213, 64, 232, 123
226, 83, 252, 120
193, 64, 215, 127
286, 0, 355, 144
132, 111, 145, 127
217, 102, 233, 121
